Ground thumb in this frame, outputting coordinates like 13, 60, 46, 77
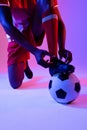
59, 55, 62, 60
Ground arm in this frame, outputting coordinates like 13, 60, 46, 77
0, 6, 52, 68
0, 6, 36, 54
58, 10, 72, 64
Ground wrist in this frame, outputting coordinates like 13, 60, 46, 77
32, 47, 39, 55
59, 48, 65, 52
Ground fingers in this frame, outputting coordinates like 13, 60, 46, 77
59, 50, 72, 64
59, 55, 62, 60
66, 52, 72, 63
42, 50, 52, 57
65, 53, 72, 63
38, 58, 53, 68
35, 50, 53, 68
65, 57, 72, 64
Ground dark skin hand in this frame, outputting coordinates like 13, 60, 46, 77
59, 49, 72, 64
34, 48, 53, 68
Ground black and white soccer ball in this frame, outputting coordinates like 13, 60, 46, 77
49, 73, 81, 104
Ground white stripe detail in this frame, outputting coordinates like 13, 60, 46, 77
0, 4, 9, 7
54, 5, 58, 8
42, 14, 58, 23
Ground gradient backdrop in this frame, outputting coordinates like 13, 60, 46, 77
0, 0, 86, 77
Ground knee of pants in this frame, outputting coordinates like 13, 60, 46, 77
8, 73, 24, 89
9, 79, 23, 89
8, 63, 24, 89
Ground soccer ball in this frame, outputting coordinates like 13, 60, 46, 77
49, 73, 81, 104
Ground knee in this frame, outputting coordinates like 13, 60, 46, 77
9, 80, 22, 89
8, 63, 24, 89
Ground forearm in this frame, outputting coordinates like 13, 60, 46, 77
58, 21, 66, 51
4, 24, 38, 54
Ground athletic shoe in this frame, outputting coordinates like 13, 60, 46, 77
24, 62, 33, 79
49, 57, 75, 76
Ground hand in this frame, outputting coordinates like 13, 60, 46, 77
34, 49, 53, 68
59, 49, 72, 63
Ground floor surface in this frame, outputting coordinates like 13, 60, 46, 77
0, 67, 87, 130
